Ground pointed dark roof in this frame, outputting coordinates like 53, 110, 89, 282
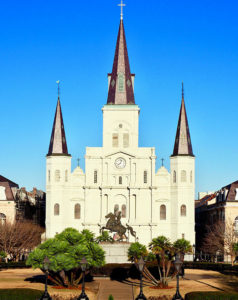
47, 97, 69, 156
0, 175, 18, 188
107, 20, 135, 105
171, 83, 194, 157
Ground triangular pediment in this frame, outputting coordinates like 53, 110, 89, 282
105, 150, 135, 158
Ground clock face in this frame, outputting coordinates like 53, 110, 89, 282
115, 157, 126, 169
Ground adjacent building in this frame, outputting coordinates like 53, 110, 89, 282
0, 175, 19, 224
196, 180, 238, 253
0, 175, 45, 226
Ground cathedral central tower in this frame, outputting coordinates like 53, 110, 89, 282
103, 18, 140, 150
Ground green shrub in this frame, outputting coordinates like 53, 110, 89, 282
108, 295, 114, 300
0, 288, 42, 300
0, 261, 29, 269
185, 292, 238, 300
27, 228, 105, 287
148, 297, 170, 300
183, 261, 238, 274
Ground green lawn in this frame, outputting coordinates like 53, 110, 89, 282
0, 288, 43, 300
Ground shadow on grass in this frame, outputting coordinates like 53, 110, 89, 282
24, 274, 46, 284
24, 273, 94, 286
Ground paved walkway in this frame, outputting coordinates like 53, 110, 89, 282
97, 278, 134, 300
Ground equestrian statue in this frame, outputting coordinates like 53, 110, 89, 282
100, 211, 136, 242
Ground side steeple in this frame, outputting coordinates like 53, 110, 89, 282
47, 82, 69, 156
107, 18, 135, 105
172, 83, 194, 157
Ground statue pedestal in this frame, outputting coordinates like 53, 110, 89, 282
100, 242, 131, 264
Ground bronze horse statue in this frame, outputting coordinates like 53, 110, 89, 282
101, 212, 136, 242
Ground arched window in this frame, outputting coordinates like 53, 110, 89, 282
173, 171, 176, 183
94, 170, 98, 184
181, 170, 187, 182
181, 205, 186, 217
48, 170, 51, 183
235, 189, 238, 201
133, 194, 137, 219
0, 213, 6, 225
234, 217, 238, 232
55, 170, 60, 182
190, 171, 192, 183
65, 170, 68, 182
144, 171, 148, 184
119, 176, 122, 185
114, 204, 119, 214
122, 204, 126, 218
123, 133, 129, 148
54, 203, 60, 216
160, 205, 166, 220
112, 133, 119, 147
104, 194, 108, 214
74, 204, 81, 219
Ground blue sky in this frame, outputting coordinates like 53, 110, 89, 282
0, 0, 237, 195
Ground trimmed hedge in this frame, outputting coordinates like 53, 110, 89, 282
0, 262, 29, 269
184, 261, 238, 273
92, 263, 161, 280
0, 289, 42, 300
185, 292, 238, 299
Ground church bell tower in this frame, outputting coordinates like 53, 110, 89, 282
170, 83, 195, 244
45, 84, 72, 238
102, 16, 140, 152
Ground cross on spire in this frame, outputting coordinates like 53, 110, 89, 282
161, 158, 165, 167
182, 81, 184, 100
118, 0, 126, 20
77, 158, 80, 167
56, 80, 60, 98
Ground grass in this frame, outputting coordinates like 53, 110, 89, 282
0, 288, 43, 300
185, 292, 238, 300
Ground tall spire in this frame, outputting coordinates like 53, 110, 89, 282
107, 16, 135, 105
47, 82, 69, 156
171, 83, 194, 157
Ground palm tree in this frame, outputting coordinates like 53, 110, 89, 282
149, 236, 173, 287
173, 238, 192, 260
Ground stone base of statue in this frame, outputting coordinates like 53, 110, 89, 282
100, 242, 131, 264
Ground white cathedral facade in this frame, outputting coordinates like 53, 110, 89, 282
45, 18, 195, 247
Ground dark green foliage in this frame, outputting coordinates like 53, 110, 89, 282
27, 228, 105, 287
233, 242, 238, 253
0, 288, 42, 300
96, 231, 114, 243
92, 263, 131, 277
127, 237, 192, 288
185, 292, 238, 300
148, 297, 170, 300
173, 238, 192, 254
0, 251, 6, 259
183, 261, 238, 274
127, 242, 149, 262
108, 295, 114, 300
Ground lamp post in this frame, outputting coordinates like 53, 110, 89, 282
39, 256, 52, 300
172, 253, 184, 300
77, 257, 89, 300
135, 257, 147, 300
192, 244, 196, 261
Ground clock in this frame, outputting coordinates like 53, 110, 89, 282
115, 157, 126, 169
